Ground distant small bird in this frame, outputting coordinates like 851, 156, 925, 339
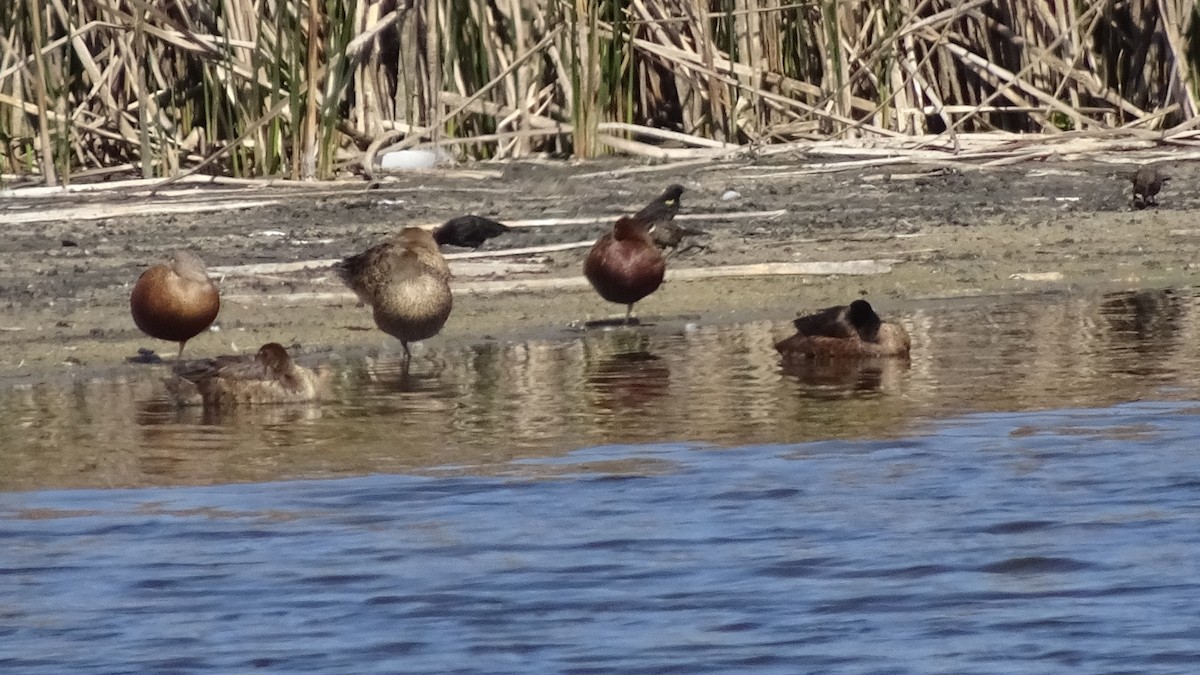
335, 227, 453, 365
584, 216, 666, 324
775, 299, 910, 359
1132, 165, 1170, 207
433, 215, 511, 248
130, 250, 220, 359
633, 184, 705, 253
166, 342, 330, 407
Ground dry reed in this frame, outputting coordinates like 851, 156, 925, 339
1, 0, 1197, 184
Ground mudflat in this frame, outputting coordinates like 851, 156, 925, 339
1, 152, 1195, 384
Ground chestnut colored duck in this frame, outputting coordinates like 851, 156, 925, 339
775, 299, 910, 359
167, 342, 330, 407
583, 216, 666, 324
130, 250, 220, 359
334, 227, 453, 363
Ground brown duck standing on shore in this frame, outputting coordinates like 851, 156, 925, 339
584, 216, 666, 324
433, 215, 511, 248
1132, 164, 1170, 208
335, 227, 453, 365
633, 184, 706, 253
775, 299, 910, 359
130, 250, 220, 359
167, 342, 330, 407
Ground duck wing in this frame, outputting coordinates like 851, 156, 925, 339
791, 304, 856, 339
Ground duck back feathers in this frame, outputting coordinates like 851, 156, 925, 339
776, 300, 909, 359
334, 227, 453, 347
130, 250, 220, 349
433, 215, 511, 248
584, 216, 666, 306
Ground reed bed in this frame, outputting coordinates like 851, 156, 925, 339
1, 0, 1197, 184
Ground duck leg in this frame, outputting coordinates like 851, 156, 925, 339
399, 341, 413, 379
625, 304, 635, 325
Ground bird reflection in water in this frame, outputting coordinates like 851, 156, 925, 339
584, 332, 670, 411
137, 395, 326, 427
342, 350, 450, 395
779, 356, 909, 394
1099, 288, 1185, 378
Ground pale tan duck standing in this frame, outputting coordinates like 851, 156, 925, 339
130, 250, 220, 359
167, 342, 331, 407
334, 227, 453, 365
775, 299, 910, 360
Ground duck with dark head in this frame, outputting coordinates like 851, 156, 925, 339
775, 299, 910, 359
433, 215, 511, 249
633, 183, 705, 253
130, 250, 220, 360
335, 227, 453, 368
167, 342, 331, 407
583, 216, 666, 325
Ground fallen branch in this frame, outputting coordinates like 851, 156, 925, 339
222, 260, 896, 304
455, 260, 895, 294
498, 209, 787, 228
211, 259, 549, 277
444, 241, 594, 259
0, 199, 281, 225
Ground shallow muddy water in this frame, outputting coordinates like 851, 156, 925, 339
3, 288, 1200, 672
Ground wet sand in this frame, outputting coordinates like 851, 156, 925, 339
0, 152, 1196, 385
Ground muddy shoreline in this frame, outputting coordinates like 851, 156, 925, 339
1, 152, 1197, 386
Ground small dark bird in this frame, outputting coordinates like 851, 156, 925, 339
130, 250, 220, 360
651, 221, 706, 252
775, 299, 910, 359
335, 228, 453, 366
166, 342, 331, 407
633, 184, 705, 253
1132, 165, 1170, 207
583, 216, 667, 324
433, 215, 511, 248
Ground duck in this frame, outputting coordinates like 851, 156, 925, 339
583, 216, 666, 324
774, 299, 910, 359
130, 250, 220, 359
433, 215, 511, 248
166, 342, 330, 407
1132, 164, 1169, 207
632, 184, 705, 253
334, 227, 453, 364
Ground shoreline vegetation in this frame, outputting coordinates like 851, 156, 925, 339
1, 0, 1198, 186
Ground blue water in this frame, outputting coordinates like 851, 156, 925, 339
3, 401, 1200, 673
3, 289, 1200, 672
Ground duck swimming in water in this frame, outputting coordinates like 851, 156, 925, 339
775, 299, 910, 359
167, 342, 330, 407
130, 250, 220, 359
335, 227, 453, 365
583, 216, 666, 325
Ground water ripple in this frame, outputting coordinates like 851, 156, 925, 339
1, 401, 1199, 672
